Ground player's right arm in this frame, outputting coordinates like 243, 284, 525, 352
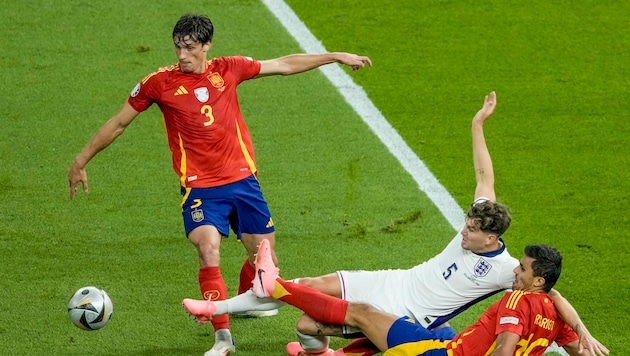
472, 91, 497, 202
68, 102, 140, 199
488, 331, 519, 356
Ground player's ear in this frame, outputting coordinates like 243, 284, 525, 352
203, 42, 212, 52
533, 276, 546, 289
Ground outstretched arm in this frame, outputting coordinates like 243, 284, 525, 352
256, 52, 372, 77
68, 101, 140, 199
548, 289, 610, 356
472, 91, 497, 201
563, 340, 607, 356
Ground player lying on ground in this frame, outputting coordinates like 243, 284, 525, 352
185, 239, 609, 356
180, 92, 608, 356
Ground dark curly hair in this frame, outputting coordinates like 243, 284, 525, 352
466, 200, 511, 237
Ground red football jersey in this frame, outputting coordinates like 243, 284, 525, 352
447, 291, 578, 355
128, 56, 261, 188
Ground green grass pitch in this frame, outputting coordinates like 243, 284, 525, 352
0, 0, 627, 354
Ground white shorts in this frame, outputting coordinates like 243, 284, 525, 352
337, 269, 436, 332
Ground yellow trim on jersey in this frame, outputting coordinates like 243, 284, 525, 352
506, 290, 526, 310
180, 187, 192, 209
141, 64, 179, 85
141, 71, 158, 84
234, 119, 257, 175
178, 133, 187, 187
384, 339, 449, 356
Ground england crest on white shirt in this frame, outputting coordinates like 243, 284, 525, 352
474, 258, 492, 277
194, 87, 209, 102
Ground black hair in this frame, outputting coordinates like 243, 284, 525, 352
172, 14, 214, 44
524, 244, 563, 292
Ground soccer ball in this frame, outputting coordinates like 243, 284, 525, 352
67, 286, 113, 330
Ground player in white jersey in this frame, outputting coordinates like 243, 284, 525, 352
184, 92, 604, 356
337, 201, 517, 333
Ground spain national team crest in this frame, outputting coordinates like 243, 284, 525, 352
194, 87, 209, 103
474, 258, 492, 277
191, 208, 204, 222
207, 72, 225, 90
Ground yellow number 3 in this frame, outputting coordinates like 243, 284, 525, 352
201, 105, 215, 126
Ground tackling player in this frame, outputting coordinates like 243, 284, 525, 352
185, 239, 609, 356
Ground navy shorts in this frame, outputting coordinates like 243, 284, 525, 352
180, 175, 275, 238
386, 317, 450, 355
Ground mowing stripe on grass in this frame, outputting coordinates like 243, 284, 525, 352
262, 0, 568, 354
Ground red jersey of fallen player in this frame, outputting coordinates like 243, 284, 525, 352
447, 290, 578, 355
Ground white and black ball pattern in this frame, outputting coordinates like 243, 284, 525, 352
67, 286, 113, 331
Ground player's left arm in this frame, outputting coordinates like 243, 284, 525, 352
548, 289, 609, 355
488, 331, 519, 356
471, 91, 497, 201
256, 53, 372, 77
562, 340, 585, 356
562, 339, 609, 356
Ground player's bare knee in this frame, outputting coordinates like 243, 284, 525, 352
296, 314, 318, 334
345, 303, 373, 327
298, 277, 318, 288
298, 273, 341, 297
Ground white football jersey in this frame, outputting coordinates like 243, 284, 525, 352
339, 201, 518, 329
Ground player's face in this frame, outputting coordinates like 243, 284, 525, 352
512, 256, 539, 291
460, 218, 494, 253
174, 35, 211, 74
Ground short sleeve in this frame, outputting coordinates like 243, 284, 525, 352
127, 72, 160, 112
218, 56, 261, 83
495, 292, 526, 336
554, 322, 579, 347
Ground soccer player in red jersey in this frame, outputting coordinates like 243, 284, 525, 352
185, 240, 610, 355
68, 14, 371, 356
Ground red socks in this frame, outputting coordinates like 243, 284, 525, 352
238, 258, 255, 295
198, 266, 229, 331
274, 278, 348, 325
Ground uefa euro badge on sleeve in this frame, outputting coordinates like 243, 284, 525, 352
474, 258, 492, 277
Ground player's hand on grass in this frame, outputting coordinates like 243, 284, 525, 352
577, 327, 609, 356
68, 162, 88, 200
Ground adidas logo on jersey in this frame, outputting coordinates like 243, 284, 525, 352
174, 85, 189, 96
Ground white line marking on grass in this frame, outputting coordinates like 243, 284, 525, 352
262, 1, 568, 354
261, 0, 464, 231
